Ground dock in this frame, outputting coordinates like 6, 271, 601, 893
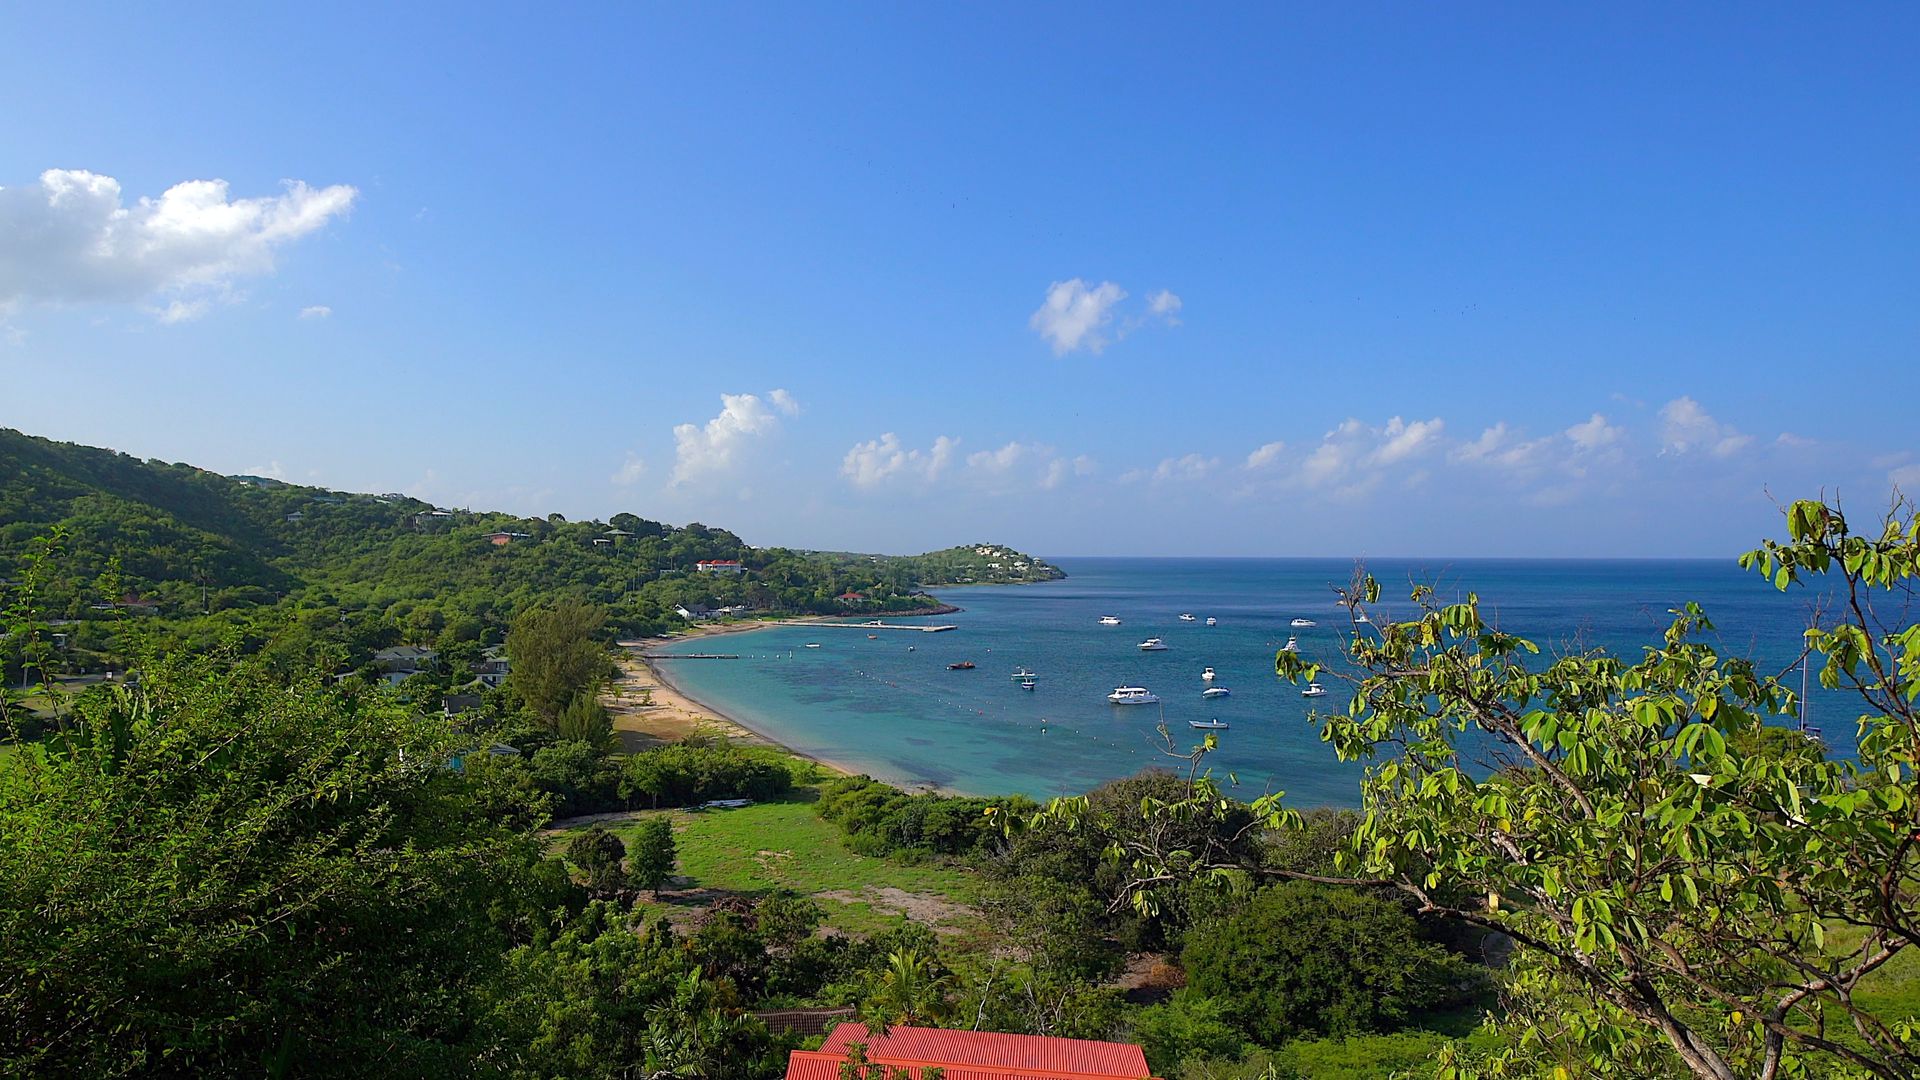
816, 621, 958, 633
640, 653, 739, 660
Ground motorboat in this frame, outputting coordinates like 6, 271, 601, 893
1099, 615, 1122, 625
1205, 617, 1217, 626
1355, 613, 1372, 624
1010, 668, 1039, 680
804, 643, 822, 649
1301, 682, 1328, 698
1290, 618, 1316, 628
1107, 686, 1159, 704
1201, 666, 1216, 681
1282, 636, 1299, 653
1019, 678, 1037, 692
1202, 686, 1231, 698
1179, 613, 1196, 622
1188, 718, 1229, 730
1138, 637, 1169, 651
947, 661, 976, 670
867, 634, 879, 639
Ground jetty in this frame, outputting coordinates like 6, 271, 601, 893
640, 653, 739, 660
817, 620, 957, 633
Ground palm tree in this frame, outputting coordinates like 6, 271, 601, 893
859, 948, 951, 1031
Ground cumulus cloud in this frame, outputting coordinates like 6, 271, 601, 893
841, 433, 960, 489
0, 169, 357, 318
610, 453, 647, 486
1147, 289, 1183, 324
1565, 413, 1623, 451
298, 305, 332, 320
1132, 453, 1219, 484
1660, 396, 1752, 459
1030, 279, 1127, 355
1297, 416, 1445, 492
1892, 463, 1920, 492
670, 389, 797, 485
1245, 441, 1287, 469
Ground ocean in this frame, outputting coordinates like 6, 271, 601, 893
652, 558, 1851, 807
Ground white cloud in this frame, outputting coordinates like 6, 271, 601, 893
1245, 441, 1287, 469
1147, 289, 1183, 325
1042, 454, 1097, 490
244, 460, 287, 480
1297, 416, 1445, 492
298, 305, 332, 320
1892, 463, 1920, 491
610, 453, 647, 486
1775, 432, 1815, 449
1565, 413, 1623, 451
0, 169, 357, 319
841, 433, 960, 489
1371, 416, 1445, 465
151, 298, 212, 324
1030, 278, 1127, 355
670, 389, 797, 485
1659, 396, 1752, 459
1154, 453, 1219, 483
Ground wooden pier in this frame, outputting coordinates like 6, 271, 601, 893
639, 653, 739, 660
817, 621, 958, 633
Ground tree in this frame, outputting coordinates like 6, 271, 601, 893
1025, 496, 1920, 1079
506, 597, 610, 725
0, 650, 558, 1077
630, 817, 677, 895
557, 688, 614, 749
1129, 990, 1248, 1075
566, 826, 628, 892
859, 948, 951, 1029
1180, 881, 1471, 1045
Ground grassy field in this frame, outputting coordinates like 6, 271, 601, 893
552, 787, 986, 940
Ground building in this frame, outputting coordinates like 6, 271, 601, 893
373, 645, 440, 685
835, 590, 866, 605
484, 531, 532, 546
784, 1025, 1158, 1080
674, 603, 717, 621
474, 647, 511, 688
695, 559, 744, 574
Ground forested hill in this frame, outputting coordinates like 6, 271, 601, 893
0, 427, 1060, 648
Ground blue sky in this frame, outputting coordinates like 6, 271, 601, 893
2, 5, 1915, 557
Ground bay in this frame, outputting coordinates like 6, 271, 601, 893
653, 557, 1850, 806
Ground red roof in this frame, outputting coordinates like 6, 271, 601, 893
785, 1024, 1155, 1080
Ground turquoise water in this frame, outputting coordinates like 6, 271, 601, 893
654, 558, 1851, 806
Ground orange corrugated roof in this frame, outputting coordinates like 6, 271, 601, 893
799, 1025, 1153, 1080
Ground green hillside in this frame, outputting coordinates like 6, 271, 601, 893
0, 427, 1062, 678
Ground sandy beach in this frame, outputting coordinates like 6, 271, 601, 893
606, 620, 872, 778
606, 618, 953, 790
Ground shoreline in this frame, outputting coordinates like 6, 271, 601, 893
608, 620, 961, 794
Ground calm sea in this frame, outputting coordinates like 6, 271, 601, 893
654, 558, 1852, 807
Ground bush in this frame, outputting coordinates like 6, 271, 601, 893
1181, 881, 1477, 1045
815, 775, 1024, 860
620, 739, 795, 808
1131, 990, 1248, 1075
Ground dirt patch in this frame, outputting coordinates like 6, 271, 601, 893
815, 886, 978, 933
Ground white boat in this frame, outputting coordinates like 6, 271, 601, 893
1355, 613, 1371, 624
1205, 617, 1217, 626
1282, 636, 1299, 653
1202, 686, 1231, 698
1188, 718, 1229, 730
804, 643, 822, 649
1302, 682, 1328, 698
1179, 613, 1196, 622
1010, 668, 1039, 680
1107, 686, 1159, 704
1098, 616, 1122, 626
1201, 666, 1216, 681
1138, 637, 1169, 651
1019, 678, 1037, 692
1290, 618, 1316, 628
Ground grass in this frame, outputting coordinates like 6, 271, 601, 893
552, 785, 986, 940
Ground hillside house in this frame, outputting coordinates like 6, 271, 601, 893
784, 1025, 1158, 1080
484, 531, 532, 546
475, 647, 511, 688
373, 645, 439, 685
695, 559, 743, 574
674, 603, 717, 621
